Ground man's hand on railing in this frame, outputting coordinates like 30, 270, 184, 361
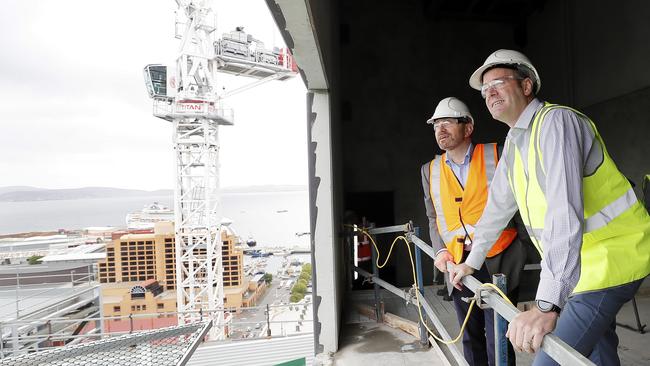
434, 251, 454, 273
507, 307, 558, 354
449, 263, 475, 290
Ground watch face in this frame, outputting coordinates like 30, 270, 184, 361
536, 300, 552, 312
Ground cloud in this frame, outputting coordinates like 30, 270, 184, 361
0, 0, 306, 189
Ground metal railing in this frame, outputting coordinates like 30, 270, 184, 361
0, 272, 96, 320
345, 221, 594, 366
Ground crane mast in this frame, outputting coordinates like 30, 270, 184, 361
144, 0, 297, 340
171, 0, 225, 340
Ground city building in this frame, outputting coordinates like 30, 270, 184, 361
98, 222, 178, 332
241, 274, 268, 307
222, 226, 243, 289
101, 279, 178, 333
222, 225, 248, 309
98, 221, 262, 332
83, 226, 121, 241
98, 222, 176, 288
0, 262, 100, 355
0, 233, 89, 265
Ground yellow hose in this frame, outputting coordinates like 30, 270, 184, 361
345, 224, 513, 345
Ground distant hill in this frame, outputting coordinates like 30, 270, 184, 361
0, 185, 307, 202
0, 186, 47, 195
0, 187, 173, 202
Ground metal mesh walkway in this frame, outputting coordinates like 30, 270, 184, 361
0, 321, 211, 366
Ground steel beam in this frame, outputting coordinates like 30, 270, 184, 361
368, 223, 411, 235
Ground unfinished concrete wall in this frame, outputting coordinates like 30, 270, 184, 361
307, 91, 341, 355
267, 0, 343, 356
526, 0, 650, 191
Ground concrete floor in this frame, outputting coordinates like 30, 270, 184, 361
346, 282, 650, 365
333, 321, 448, 365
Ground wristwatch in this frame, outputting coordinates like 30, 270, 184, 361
536, 300, 561, 314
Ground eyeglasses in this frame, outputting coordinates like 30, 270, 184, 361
433, 119, 464, 130
480, 75, 524, 98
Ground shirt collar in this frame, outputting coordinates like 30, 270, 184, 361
445, 142, 473, 166
512, 98, 544, 130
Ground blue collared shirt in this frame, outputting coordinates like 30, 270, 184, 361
444, 143, 474, 187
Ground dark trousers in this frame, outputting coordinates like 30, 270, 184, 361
533, 278, 644, 366
451, 258, 516, 366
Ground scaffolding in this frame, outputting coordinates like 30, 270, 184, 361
0, 302, 313, 360
344, 222, 596, 366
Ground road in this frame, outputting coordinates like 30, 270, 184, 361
229, 276, 294, 339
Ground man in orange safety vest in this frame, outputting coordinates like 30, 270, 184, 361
421, 97, 530, 366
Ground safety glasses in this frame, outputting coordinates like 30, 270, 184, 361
433, 119, 467, 130
480, 75, 524, 98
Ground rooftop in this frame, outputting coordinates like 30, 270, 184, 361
41, 243, 106, 263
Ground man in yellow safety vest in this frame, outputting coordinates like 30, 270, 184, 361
421, 97, 530, 365
450, 49, 650, 365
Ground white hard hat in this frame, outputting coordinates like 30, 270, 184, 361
426, 97, 473, 124
469, 49, 541, 94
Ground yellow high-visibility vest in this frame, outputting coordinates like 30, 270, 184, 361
506, 102, 650, 293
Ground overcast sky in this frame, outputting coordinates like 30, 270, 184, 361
0, 0, 307, 191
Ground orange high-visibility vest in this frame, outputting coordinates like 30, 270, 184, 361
429, 143, 517, 264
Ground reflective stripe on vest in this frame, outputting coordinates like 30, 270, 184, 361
506, 102, 650, 293
429, 143, 517, 264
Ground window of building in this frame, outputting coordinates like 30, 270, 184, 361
131, 285, 146, 299
158, 303, 164, 310
113, 306, 121, 312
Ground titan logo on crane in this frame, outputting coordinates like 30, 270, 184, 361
142, 0, 297, 341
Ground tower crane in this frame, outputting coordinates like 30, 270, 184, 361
143, 0, 296, 340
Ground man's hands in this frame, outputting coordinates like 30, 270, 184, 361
448, 263, 475, 290
434, 251, 454, 273
506, 308, 558, 353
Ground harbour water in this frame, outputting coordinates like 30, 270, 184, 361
0, 190, 310, 249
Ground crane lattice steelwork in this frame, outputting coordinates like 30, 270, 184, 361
143, 0, 296, 340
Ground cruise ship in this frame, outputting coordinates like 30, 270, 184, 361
125, 202, 174, 230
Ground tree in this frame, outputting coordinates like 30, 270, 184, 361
290, 293, 303, 303
299, 271, 310, 282
27, 255, 43, 265
262, 273, 273, 284
292, 283, 307, 294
